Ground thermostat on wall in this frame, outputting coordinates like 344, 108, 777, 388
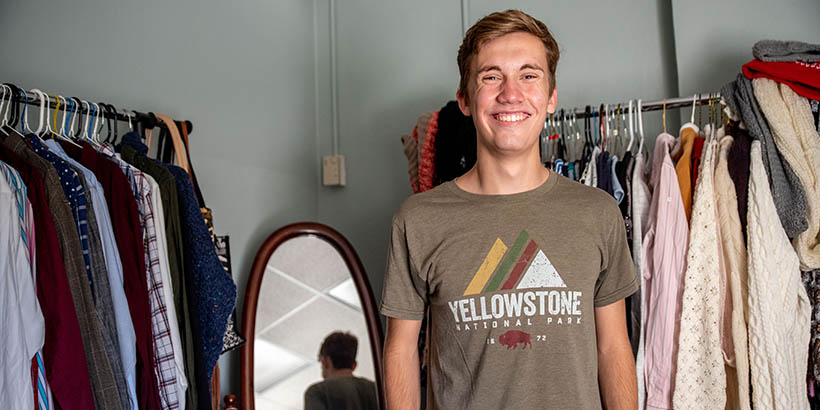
322, 155, 346, 186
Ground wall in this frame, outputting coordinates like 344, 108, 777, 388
3, 0, 820, 402
0, 0, 318, 399
672, 0, 820, 96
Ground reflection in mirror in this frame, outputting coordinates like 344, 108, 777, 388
253, 235, 376, 410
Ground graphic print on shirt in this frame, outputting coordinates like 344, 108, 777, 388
447, 229, 583, 350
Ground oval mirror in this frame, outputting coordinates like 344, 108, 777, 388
240, 222, 385, 410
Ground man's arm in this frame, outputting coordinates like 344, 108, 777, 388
595, 299, 638, 410
383, 317, 423, 410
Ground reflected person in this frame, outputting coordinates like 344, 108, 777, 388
304, 331, 378, 410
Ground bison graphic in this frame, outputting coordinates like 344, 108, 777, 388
499, 330, 532, 350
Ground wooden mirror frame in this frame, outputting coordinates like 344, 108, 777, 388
240, 222, 385, 410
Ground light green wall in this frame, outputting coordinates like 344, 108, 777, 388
2, 0, 819, 402
0, 0, 318, 400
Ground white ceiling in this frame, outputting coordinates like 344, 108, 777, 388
254, 235, 376, 410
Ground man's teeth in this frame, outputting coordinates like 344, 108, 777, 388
496, 113, 527, 122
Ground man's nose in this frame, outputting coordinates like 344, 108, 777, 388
497, 79, 524, 104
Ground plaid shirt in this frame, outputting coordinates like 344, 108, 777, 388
0, 161, 54, 410
100, 145, 180, 410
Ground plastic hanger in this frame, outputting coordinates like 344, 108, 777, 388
0, 85, 8, 128
19, 88, 34, 134
626, 100, 635, 153
80, 100, 92, 140
29, 89, 45, 135
637, 99, 645, 156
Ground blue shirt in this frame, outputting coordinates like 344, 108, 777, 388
28, 135, 93, 290
45, 140, 139, 410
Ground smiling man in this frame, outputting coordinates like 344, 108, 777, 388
380, 9, 639, 410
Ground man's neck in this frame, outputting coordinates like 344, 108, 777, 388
455, 148, 549, 195
324, 369, 355, 379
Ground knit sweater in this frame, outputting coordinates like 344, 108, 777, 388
753, 39, 820, 63
753, 78, 820, 270
722, 75, 808, 239
747, 141, 811, 410
715, 135, 752, 410
673, 135, 726, 409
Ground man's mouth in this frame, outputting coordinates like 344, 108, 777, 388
492, 112, 531, 123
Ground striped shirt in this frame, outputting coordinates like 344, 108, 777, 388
100, 145, 184, 410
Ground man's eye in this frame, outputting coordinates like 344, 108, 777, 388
483, 75, 500, 81
523, 74, 538, 80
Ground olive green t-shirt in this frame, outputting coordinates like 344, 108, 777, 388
380, 173, 638, 410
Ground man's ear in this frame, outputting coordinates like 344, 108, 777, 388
547, 85, 558, 114
321, 356, 332, 369
456, 90, 472, 117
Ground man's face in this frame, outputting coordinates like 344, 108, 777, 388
458, 32, 557, 157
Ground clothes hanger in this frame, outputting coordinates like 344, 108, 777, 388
71, 97, 84, 138
662, 98, 667, 135
154, 113, 191, 173
92, 102, 104, 143
99, 103, 113, 143
31, 89, 50, 136
19, 88, 36, 134
637, 99, 645, 156
626, 100, 635, 154
0, 85, 8, 128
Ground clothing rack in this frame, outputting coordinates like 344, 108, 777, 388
0, 83, 188, 131
555, 92, 722, 118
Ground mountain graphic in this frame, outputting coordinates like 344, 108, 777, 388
463, 229, 567, 296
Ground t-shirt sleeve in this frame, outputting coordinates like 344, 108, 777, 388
594, 203, 639, 307
304, 384, 327, 410
379, 219, 427, 320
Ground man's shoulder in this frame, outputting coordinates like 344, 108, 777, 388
392, 181, 462, 225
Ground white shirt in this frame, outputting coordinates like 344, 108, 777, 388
0, 167, 45, 410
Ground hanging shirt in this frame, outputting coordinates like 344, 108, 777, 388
631, 146, 651, 410
610, 155, 624, 205
2, 132, 124, 410
28, 136, 131, 410
672, 124, 697, 221
715, 135, 752, 410
99, 144, 186, 410
642, 132, 688, 410
58, 140, 163, 410
45, 139, 139, 410
673, 135, 726, 409
0, 165, 45, 410
0, 160, 54, 410
120, 141, 199, 410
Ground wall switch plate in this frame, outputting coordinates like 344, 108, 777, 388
322, 155, 346, 186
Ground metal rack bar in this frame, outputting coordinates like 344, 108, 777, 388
0, 85, 183, 127
557, 92, 721, 118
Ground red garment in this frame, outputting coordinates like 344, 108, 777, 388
59, 141, 162, 410
0, 147, 96, 410
742, 59, 820, 100
691, 136, 705, 188
418, 110, 440, 193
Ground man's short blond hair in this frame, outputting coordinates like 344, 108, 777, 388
457, 9, 560, 102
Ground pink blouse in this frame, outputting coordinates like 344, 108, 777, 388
641, 132, 689, 409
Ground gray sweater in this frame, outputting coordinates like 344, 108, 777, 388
722, 75, 808, 239
753, 40, 820, 63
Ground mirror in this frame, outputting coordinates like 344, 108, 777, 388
241, 222, 385, 410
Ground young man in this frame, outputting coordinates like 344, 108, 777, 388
380, 9, 639, 410
304, 331, 378, 410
